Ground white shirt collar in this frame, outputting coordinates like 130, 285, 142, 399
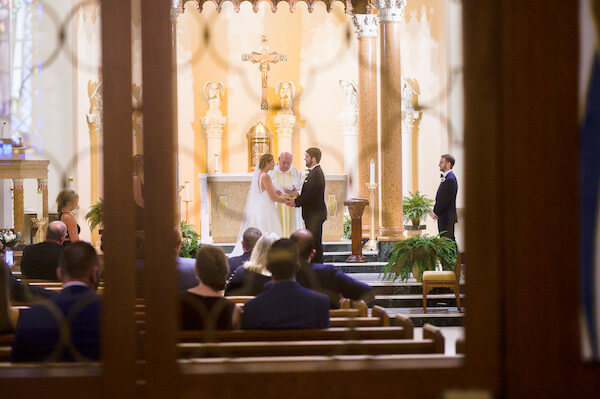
309, 164, 319, 171
62, 281, 90, 289
442, 169, 452, 178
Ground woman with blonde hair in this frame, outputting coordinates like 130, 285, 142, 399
225, 232, 279, 296
56, 189, 80, 245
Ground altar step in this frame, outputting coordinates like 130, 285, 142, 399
385, 308, 464, 328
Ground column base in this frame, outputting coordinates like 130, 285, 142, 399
378, 227, 405, 241
346, 254, 368, 263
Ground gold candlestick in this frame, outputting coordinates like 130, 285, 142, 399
182, 199, 192, 223
31, 217, 49, 243
363, 183, 378, 251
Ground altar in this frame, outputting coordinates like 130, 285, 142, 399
0, 158, 49, 244
200, 173, 348, 243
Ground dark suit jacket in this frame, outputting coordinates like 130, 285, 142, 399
227, 251, 251, 277
224, 267, 271, 296
176, 256, 200, 293
241, 280, 330, 329
296, 262, 373, 308
433, 170, 458, 231
11, 284, 102, 362
294, 165, 327, 223
20, 241, 64, 280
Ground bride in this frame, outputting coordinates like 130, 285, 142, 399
230, 153, 285, 256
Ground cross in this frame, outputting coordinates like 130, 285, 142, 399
242, 36, 287, 110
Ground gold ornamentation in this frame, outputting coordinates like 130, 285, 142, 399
218, 196, 227, 219
327, 194, 337, 218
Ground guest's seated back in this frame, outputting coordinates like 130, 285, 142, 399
291, 229, 374, 308
224, 232, 278, 296
241, 238, 330, 329
227, 227, 262, 277
180, 245, 241, 330
1, 259, 19, 334
20, 221, 67, 281
11, 241, 101, 362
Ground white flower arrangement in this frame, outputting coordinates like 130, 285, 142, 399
0, 229, 21, 248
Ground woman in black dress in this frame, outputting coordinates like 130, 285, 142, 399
180, 245, 240, 330
56, 190, 80, 246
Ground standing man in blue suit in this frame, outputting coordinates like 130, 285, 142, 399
431, 154, 458, 243
12, 241, 102, 362
241, 238, 330, 329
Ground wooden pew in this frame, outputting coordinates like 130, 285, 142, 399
178, 323, 444, 358
178, 326, 411, 342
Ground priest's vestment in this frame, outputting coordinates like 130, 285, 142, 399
269, 165, 305, 236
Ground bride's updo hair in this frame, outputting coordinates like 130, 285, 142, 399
258, 153, 273, 170
243, 232, 279, 276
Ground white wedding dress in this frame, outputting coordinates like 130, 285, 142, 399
230, 167, 283, 256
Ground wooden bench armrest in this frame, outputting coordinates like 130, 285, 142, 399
371, 305, 390, 327
422, 323, 445, 354
393, 314, 414, 339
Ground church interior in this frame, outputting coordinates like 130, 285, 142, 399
0, 0, 598, 398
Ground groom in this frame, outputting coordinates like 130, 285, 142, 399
285, 148, 327, 263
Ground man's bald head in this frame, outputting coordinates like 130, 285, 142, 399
46, 221, 67, 243
290, 229, 315, 262
278, 152, 293, 172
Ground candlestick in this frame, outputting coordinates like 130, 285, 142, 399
184, 180, 190, 202
369, 160, 375, 184
214, 154, 219, 173
363, 182, 379, 251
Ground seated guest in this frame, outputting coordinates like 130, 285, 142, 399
56, 189, 81, 245
241, 239, 330, 329
0, 260, 19, 334
20, 221, 67, 281
180, 245, 240, 330
175, 227, 200, 293
291, 229, 373, 308
11, 241, 102, 362
227, 227, 261, 276
225, 232, 278, 296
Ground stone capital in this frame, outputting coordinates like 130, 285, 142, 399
353, 14, 379, 37
375, 0, 406, 22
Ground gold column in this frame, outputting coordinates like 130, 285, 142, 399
353, 14, 379, 238
12, 178, 24, 244
376, 0, 405, 241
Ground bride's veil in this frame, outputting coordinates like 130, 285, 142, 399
230, 165, 262, 257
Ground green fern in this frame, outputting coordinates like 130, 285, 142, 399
402, 191, 434, 226
85, 199, 104, 231
382, 234, 457, 282
179, 221, 200, 258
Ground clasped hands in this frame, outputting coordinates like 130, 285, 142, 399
282, 197, 295, 207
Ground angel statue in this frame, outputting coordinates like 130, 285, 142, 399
203, 81, 224, 113
276, 81, 295, 111
339, 79, 358, 113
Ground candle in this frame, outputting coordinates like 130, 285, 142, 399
369, 160, 375, 185
36, 190, 43, 219
184, 180, 190, 202
214, 154, 219, 173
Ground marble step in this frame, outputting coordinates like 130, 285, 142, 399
374, 293, 465, 308
348, 273, 465, 295
386, 307, 464, 327
323, 251, 379, 263
330, 262, 388, 274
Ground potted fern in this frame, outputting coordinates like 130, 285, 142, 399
85, 199, 104, 234
382, 234, 457, 282
179, 221, 200, 258
403, 191, 434, 227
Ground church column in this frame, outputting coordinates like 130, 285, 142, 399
353, 14, 379, 237
376, 0, 405, 241
12, 178, 24, 244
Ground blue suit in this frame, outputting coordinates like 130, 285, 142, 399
241, 280, 330, 329
227, 251, 251, 277
296, 262, 373, 308
434, 170, 458, 241
176, 256, 199, 292
11, 284, 101, 362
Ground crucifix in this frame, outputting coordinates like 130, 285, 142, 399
242, 36, 287, 110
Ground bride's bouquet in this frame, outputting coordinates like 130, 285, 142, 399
0, 229, 21, 249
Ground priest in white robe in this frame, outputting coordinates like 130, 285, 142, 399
268, 152, 305, 237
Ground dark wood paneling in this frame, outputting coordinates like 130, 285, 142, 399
141, 0, 180, 397
100, 1, 137, 397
